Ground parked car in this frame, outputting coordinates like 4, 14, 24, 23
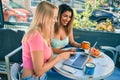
75, 0, 120, 29
2, 1, 33, 23
89, 9, 120, 29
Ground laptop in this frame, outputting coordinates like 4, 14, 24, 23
63, 52, 89, 70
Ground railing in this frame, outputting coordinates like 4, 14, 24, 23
4, 21, 30, 31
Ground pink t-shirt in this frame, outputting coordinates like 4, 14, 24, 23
22, 30, 52, 69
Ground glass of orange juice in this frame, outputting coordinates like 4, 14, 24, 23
81, 41, 91, 54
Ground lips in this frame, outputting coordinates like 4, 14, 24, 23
63, 21, 68, 26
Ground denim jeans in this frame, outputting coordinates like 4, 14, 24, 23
22, 73, 47, 80
46, 69, 73, 80
22, 70, 73, 80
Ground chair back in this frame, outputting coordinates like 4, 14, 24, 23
0, 29, 25, 63
11, 63, 22, 80
116, 45, 120, 68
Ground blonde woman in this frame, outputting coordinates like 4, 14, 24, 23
22, 1, 75, 80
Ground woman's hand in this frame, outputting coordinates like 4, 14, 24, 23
58, 52, 75, 60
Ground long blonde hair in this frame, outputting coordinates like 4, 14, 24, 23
22, 1, 58, 42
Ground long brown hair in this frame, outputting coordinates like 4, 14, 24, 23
54, 4, 74, 35
22, 1, 58, 42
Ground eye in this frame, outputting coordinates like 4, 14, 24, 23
63, 14, 68, 17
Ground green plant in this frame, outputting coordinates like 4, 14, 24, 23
96, 19, 115, 32
73, 0, 106, 29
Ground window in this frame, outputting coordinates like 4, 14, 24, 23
1, 0, 120, 33
2, 0, 33, 23
31, 0, 42, 7
0, 0, 4, 28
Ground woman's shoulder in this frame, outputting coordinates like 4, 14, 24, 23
30, 29, 40, 35
28, 29, 42, 40
22, 28, 42, 42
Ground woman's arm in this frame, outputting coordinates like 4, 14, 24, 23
31, 50, 75, 77
52, 48, 75, 54
69, 28, 81, 48
31, 50, 60, 76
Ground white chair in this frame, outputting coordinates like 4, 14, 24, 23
116, 45, 120, 55
10, 63, 47, 80
102, 45, 120, 80
0, 28, 24, 80
100, 46, 118, 64
10, 63, 22, 80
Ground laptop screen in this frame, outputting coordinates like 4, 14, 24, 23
63, 52, 89, 70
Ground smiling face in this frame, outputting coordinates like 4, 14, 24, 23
60, 11, 72, 26
54, 4, 74, 34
